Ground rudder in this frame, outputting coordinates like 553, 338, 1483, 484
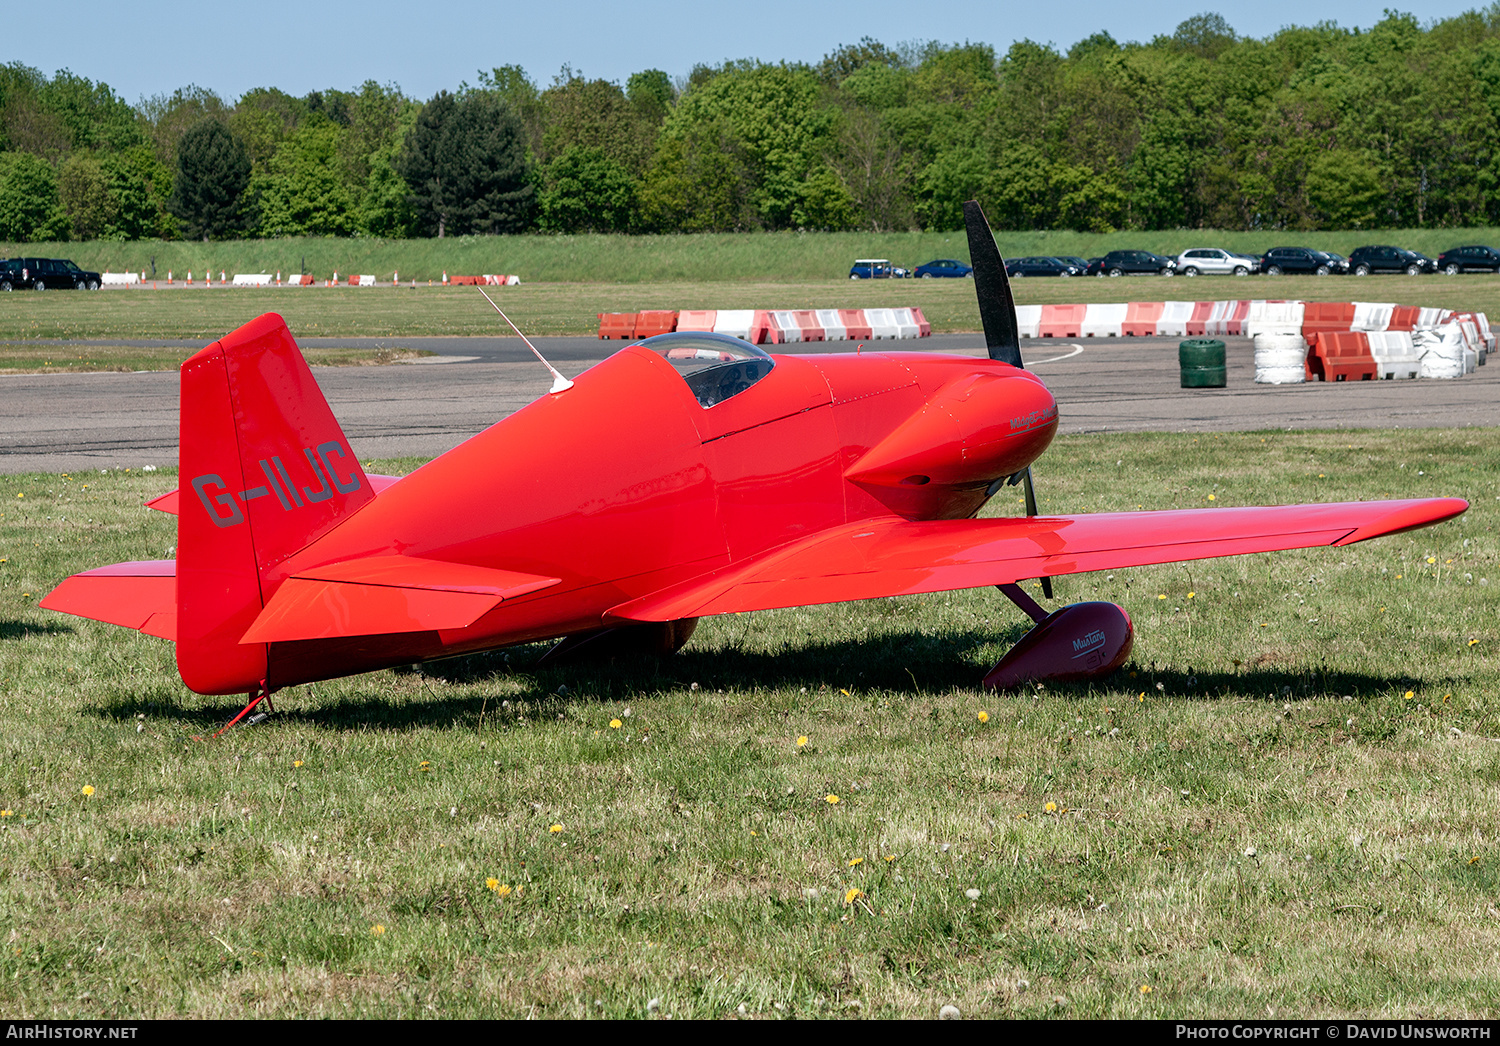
177, 313, 374, 694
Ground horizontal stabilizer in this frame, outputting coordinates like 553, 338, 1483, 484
606, 498, 1466, 622
146, 474, 403, 516
39, 560, 177, 640
241, 556, 560, 643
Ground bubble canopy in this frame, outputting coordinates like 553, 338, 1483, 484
630, 331, 776, 408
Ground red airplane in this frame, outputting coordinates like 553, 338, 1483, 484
42, 202, 1466, 726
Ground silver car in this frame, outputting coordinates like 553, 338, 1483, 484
1176, 248, 1259, 276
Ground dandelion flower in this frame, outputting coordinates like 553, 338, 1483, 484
885, 855, 895, 862
1045, 802, 1057, 813
1158, 594, 1167, 600
1186, 592, 1195, 599
1469, 639, 1480, 647
495, 884, 512, 898
1139, 985, 1152, 995
825, 794, 840, 805
977, 710, 989, 724
1404, 690, 1414, 700
417, 761, 431, 772
81, 785, 94, 797
844, 888, 864, 905
293, 759, 303, 768
486, 877, 499, 891
609, 719, 622, 729
1208, 494, 1215, 501
370, 925, 386, 936
847, 857, 863, 867
1427, 557, 1436, 564
797, 736, 808, 747
1469, 856, 1481, 866
548, 824, 564, 833
840, 688, 850, 696
0, 810, 11, 818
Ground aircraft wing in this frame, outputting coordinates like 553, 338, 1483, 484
605, 498, 1466, 622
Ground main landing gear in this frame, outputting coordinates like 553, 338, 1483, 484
984, 583, 1133, 689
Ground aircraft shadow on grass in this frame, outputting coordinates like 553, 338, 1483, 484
1, 619, 74, 640
84, 625, 1434, 734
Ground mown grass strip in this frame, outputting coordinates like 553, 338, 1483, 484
7, 228, 1500, 284
0, 429, 1494, 1018
0, 344, 434, 374
3, 275, 1500, 342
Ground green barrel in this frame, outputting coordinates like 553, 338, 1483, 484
1179, 338, 1227, 388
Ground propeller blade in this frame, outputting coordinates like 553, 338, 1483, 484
962, 200, 1022, 368
1021, 466, 1054, 599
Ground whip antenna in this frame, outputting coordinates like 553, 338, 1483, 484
477, 288, 573, 393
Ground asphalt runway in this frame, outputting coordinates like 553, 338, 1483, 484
3, 333, 1497, 473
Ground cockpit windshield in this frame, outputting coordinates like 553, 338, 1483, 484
633, 331, 775, 408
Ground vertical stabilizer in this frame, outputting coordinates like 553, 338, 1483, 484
176, 313, 374, 694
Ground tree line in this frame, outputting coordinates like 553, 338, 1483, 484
4, 8, 1500, 242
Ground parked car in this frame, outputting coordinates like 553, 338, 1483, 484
1055, 256, 1092, 272
5, 257, 102, 290
1004, 256, 1085, 277
912, 258, 972, 278
1321, 251, 1350, 274
1176, 248, 1259, 276
0, 259, 29, 290
1258, 247, 1345, 276
849, 258, 909, 279
1086, 250, 1176, 277
1346, 246, 1435, 276
1435, 245, 1500, 274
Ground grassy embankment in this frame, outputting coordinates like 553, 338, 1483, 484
5, 228, 1500, 285
0, 429, 1495, 1018
4, 272, 1500, 373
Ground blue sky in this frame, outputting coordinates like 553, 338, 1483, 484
7, 1, 1486, 104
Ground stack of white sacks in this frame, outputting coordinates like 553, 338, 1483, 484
1248, 302, 1490, 383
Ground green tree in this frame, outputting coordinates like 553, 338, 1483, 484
168, 118, 251, 240
396, 90, 534, 236
104, 146, 177, 239
251, 118, 358, 237
0, 151, 68, 240
58, 151, 120, 239
538, 145, 636, 232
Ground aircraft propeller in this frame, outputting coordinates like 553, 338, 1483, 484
963, 199, 1053, 599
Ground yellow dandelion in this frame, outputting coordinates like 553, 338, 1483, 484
1045, 801, 1057, 813
548, 824, 563, 833
1139, 985, 1152, 995
977, 710, 989, 724
750, 830, 758, 837
495, 883, 512, 898
840, 688, 850, 696
1427, 557, 1436, 564
80, 785, 94, 797
609, 719, 622, 729
847, 857, 864, 867
0, 810, 11, 818
417, 760, 431, 772
293, 759, 303, 768
885, 855, 895, 862
1016, 812, 1029, 820
1208, 494, 1215, 501
370, 924, 386, 936
825, 794, 840, 805
486, 877, 499, 891
1469, 639, 1480, 647
797, 735, 808, 747
1468, 856, 1481, 866
1157, 594, 1167, 600
1186, 591, 1195, 599
844, 888, 864, 905
1395, 574, 1403, 579
1404, 690, 1414, 700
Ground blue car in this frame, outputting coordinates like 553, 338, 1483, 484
913, 258, 973, 278
849, 258, 910, 279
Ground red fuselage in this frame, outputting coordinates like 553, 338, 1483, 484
262, 346, 1058, 688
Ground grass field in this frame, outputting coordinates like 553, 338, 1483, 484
3, 274, 1500, 364
1, 429, 1495, 1018
6, 228, 1500, 285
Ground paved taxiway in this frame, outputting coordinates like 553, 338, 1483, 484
3, 333, 1497, 473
